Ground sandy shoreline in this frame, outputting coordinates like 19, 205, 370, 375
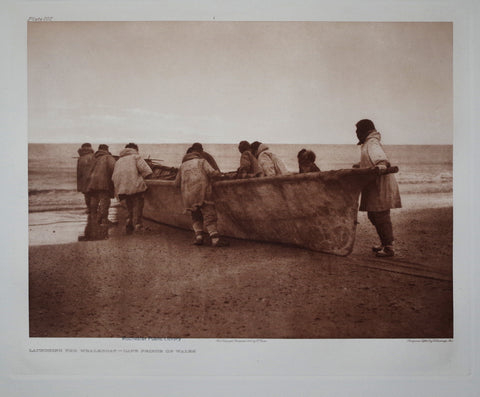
28, 190, 452, 246
28, 191, 453, 338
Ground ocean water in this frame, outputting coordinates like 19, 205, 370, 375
28, 143, 453, 212
28, 143, 452, 245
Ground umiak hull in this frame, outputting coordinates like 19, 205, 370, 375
144, 168, 384, 256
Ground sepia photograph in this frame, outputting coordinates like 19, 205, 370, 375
27, 21, 454, 339
2, 0, 480, 393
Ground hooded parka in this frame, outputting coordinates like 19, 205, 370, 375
77, 146, 94, 193
359, 131, 402, 212
112, 148, 153, 197
238, 150, 264, 177
256, 144, 288, 176
86, 150, 116, 197
175, 152, 220, 211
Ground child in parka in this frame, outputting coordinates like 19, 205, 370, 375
297, 149, 320, 173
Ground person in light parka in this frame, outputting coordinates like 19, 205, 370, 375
354, 119, 402, 257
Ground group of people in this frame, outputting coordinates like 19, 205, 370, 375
237, 141, 290, 177
237, 140, 320, 178
174, 140, 302, 247
76, 142, 153, 240
76, 119, 401, 256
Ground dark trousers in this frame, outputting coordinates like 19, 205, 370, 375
83, 193, 91, 211
120, 192, 145, 227
84, 191, 110, 239
367, 210, 394, 246
88, 191, 111, 225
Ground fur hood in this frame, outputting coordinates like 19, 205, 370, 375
256, 143, 270, 155
94, 149, 112, 158
119, 148, 139, 158
181, 152, 202, 163
78, 147, 94, 156
364, 130, 382, 143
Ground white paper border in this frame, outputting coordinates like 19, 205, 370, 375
1, 0, 479, 395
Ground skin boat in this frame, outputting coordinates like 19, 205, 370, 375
143, 166, 398, 256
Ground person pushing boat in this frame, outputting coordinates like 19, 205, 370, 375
112, 143, 153, 234
191, 142, 220, 172
175, 146, 229, 247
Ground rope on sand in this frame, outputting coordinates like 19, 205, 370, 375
348, 255, 452, 282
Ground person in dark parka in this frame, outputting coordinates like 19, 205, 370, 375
191, 143, 220, 172
76, 143, 95, 211
297, 149, 320, 173
250, 141, 262, 158
237, 140, 264, 178
83, 144, 116, 240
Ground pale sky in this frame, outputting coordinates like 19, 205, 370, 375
28, 21, 452, 144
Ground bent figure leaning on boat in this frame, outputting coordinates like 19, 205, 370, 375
354, 119, 402, 257
112, 143, 153, 234
191, 142, 220, 172
175, 148, 229, 247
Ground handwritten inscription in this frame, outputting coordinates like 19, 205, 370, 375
28, 17, 53, 22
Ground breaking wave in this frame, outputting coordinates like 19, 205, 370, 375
29, 188, 76, 196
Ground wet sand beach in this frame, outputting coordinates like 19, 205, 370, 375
29, 192, 453, 338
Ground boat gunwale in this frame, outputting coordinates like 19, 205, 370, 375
145, 167, 384, 187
